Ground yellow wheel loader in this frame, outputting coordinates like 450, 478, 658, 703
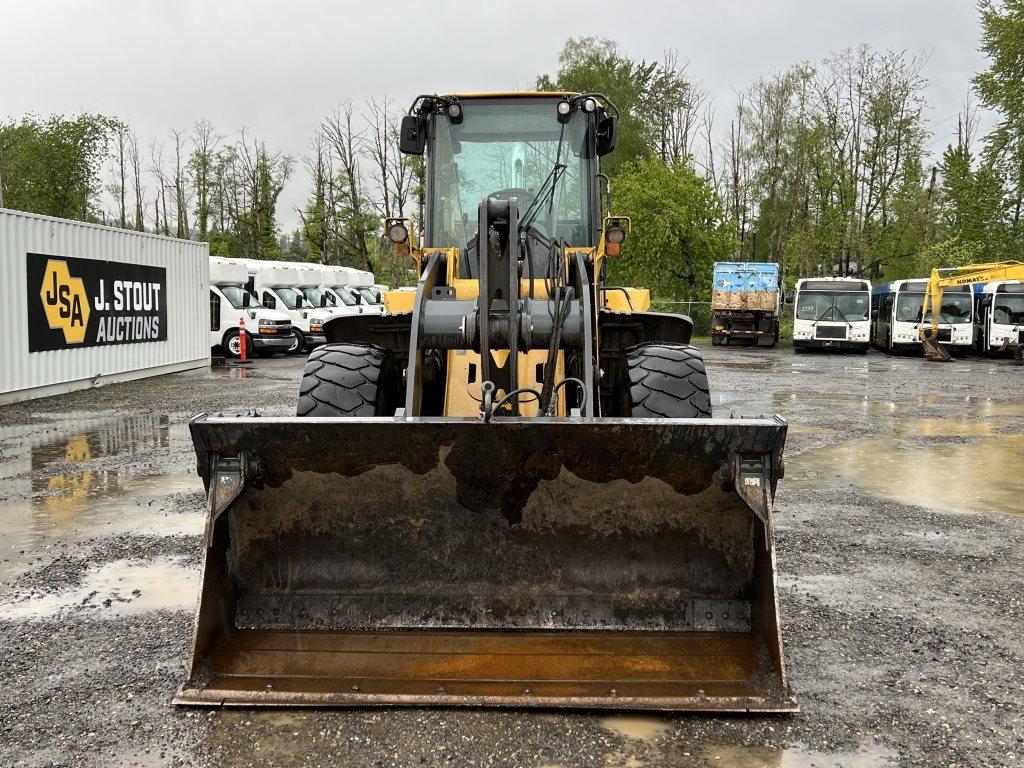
176, 92, 795, 711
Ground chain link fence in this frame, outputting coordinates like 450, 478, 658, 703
650, 299, 794, 345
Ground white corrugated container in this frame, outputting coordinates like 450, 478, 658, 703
1, 208, 210, 404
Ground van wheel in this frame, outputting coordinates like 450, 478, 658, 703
287, 330, 304, 354
626, 343, 712, 418
297, 343, 397, 417
223, 330, 252, 359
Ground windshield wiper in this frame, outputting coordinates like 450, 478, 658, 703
519, 119, 568, 234
831, 304, 854, 328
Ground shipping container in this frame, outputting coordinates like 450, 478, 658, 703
1, 208, 210, 404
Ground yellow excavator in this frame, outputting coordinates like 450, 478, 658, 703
920, 261, 1024, 363
175, 92, 795, 712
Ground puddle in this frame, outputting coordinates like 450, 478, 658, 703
599, 715, 671, 741
894, 418, 1000, 437
0, 413, 203, 581
788, 435, 1024, 516
0, 556, 198, 620
701, 742, 896, 767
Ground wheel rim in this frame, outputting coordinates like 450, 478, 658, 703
288, 333, 300, 352
228, 335, 242, 355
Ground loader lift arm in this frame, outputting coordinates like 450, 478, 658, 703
921, 261, 1024, 362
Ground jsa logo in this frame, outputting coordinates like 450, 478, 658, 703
40, 259, 90, 344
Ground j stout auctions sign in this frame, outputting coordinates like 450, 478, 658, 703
27, 253, 168, 352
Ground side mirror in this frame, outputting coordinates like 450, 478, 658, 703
353, 293, 362, 304
596, 115, 618, 157
242, 292, 251, 308
320, 295, 327, 308
399, 114, 427, 155
295, 295, 304, 308
375, 291, 382, 303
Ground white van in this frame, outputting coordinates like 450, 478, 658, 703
209, 257, 294, 358
338, 266, 387, 315
245, 261, 336, 352
318, 267, 368, 315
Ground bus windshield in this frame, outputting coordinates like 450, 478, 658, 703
993, 295, 1024, 325
796, 291, 869, 321
896, 293, 972, 324
358, 288, 380, 304
219, 285, 257, 310
302, 288, 330, 308
430, 99, 590, 249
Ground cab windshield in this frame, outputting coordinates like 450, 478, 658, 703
302, 288, 330, 309
896, 293, 972, 324
332, 287, 358, 306
358, 288, 380, 304
993, 295, 1024, 325
429, 98, 592, 250
219, 285, 257, 310
275, 287, 304, 310
795, 291, 869, 321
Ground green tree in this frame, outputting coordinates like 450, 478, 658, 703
538, 37, 677, 177
0, 114, 117, 220
974, 0, 1024, 241
609, 156, 735, 299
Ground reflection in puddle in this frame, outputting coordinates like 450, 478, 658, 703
701, 742, 896, 767
0, 413, 202, 581
0, 557, 197, 620
894, 418, 999, 437
788, 435, 1024, 516
599, 715, 670, 741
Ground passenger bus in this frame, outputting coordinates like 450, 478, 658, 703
792, 277, 871, 353
871, 279, 973, 355
973, 280, 1024, 356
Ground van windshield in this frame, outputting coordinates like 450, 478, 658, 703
219, 285, 257, 310
332, 288, 358, 306
896, 293, 972, 323
358, 288, 380, 304
302, 288, 330, 308
275, 287, 304, 310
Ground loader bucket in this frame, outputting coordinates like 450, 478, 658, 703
175, 415, 795, 712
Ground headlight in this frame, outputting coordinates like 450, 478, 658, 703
388, 221, 409, 243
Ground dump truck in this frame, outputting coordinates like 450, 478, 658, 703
176, 92, 794, 712
710, 262, 781, 347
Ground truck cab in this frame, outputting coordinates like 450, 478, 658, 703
209, 257, 294, 357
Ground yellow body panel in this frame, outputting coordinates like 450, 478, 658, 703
383, 289, 415, 315
603, 287, 651, 313
444, 349, 565, 417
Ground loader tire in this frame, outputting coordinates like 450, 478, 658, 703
297, 343, 389, 417
627, 343, 712, 418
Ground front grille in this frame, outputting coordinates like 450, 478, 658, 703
261, 319, 290, 327
816, 325, 847, 340
936, 328, 952, 342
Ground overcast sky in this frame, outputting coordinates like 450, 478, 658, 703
2, 0, 992, 232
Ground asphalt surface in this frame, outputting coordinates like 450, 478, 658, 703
1, 347, 1022, 767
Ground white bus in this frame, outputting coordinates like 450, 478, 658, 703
245, 262, 338, 353
792, 278, 871, 353
871, 279, 973, 355
209, 257, 294, 358
973, 280, 1024, 356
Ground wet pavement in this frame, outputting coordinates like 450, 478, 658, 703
1, 349, 1022, 766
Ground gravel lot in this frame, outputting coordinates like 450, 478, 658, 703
1, 347, 1022, 767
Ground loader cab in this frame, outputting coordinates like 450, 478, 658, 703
407, 94, 615, 261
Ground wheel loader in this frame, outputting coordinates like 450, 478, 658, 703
176, 92, 795, 711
